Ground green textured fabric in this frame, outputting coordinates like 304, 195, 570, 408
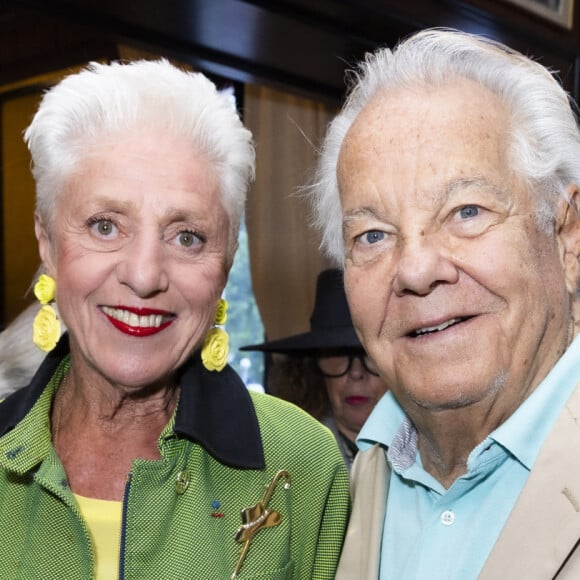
0, 361, 349, 579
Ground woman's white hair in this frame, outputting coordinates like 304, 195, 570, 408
24, 58, 255, 255
312, 28, 580, 264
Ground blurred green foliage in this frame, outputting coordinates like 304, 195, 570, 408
224, 219, 265, 388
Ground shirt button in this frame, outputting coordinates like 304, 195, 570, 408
175, 470, 190, 494
440, 510, 455, 526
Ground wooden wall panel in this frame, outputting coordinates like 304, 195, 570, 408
1, 93, 39, 325
1, 0, 579, 326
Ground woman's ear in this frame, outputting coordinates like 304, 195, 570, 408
556, 185, 580, 294
34, 212, 56, 278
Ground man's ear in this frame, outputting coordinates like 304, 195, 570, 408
556, 185, 580, 294
34, 212, 56, 278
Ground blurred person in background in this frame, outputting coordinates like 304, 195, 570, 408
0, 301, 55, 398
242, 268, 389, 469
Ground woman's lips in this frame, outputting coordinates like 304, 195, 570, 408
101, 306, 174, 337
345, 396, 370, 406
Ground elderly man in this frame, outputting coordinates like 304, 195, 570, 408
313, 28, 580, 579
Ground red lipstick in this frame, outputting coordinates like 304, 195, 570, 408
102, 305, 174, 337
345, 396, 369, 406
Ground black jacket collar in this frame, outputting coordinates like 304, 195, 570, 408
0, 334, 264, 469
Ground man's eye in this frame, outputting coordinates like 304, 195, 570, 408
360, 230, 385, 245
458, 206, 480, 219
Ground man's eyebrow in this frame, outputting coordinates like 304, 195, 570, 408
343, 206, 383, 223
437, 177, 507, 204
341, 178, 507, 230
342, 206, 385, 228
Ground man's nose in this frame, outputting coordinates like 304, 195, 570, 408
392, 235, 459, 297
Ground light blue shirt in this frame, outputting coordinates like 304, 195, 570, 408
357, 335, 580, 580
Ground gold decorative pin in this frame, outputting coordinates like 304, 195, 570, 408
231, 470, 291, 579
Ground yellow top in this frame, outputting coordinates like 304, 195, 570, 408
74, 493, 123, 580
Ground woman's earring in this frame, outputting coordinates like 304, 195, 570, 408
201, 298, 229, 372
32, 274, 61, 352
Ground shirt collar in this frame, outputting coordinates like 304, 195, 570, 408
0, 334, 264, 470
489, 334, 580, 469
0, 334, 69, 436
174, 353, 264, 469
357, 335, 580, 472
357, 389, 404, 451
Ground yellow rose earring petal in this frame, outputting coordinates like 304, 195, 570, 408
201, 298, 229, 371
32, 274, 61, 352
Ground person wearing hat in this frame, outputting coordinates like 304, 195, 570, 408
241, 269, 389, 469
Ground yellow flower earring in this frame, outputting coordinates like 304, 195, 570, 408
32, 274, 61, 352
201, 298, 229, 372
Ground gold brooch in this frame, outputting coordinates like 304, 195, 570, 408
231, 470, 291, 579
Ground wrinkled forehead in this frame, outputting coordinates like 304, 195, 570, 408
342, 79, 509, 154
337, 79, 516, 202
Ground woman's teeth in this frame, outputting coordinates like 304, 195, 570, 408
102, 306, 166, 328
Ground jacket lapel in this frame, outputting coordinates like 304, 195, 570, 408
480, 383, 580, 579
336, 444, 388, 580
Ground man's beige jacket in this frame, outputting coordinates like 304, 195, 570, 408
336, 383, 580, 579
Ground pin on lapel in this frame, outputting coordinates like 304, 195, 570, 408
211, 500, 225, 518
231, 470, 291, 579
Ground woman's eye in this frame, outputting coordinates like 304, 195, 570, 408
458, 205, 480, 219
177, 230, 200, 248
89, 218, 117, 237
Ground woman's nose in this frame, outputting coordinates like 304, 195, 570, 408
392, 235, 458, 297
116, 235, 169, 297
347, 356, 366, 379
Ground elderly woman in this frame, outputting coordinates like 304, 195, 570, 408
242, 269, 388, 469
0, 60, 349, 579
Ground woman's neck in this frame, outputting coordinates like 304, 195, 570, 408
51, 371, 180, 500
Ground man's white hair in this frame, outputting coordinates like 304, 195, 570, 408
312, 28, 580, 264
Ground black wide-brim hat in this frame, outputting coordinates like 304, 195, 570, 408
240, 269, 363, 354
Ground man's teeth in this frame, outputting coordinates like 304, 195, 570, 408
414, 318, 462, 336
102, 307, 166, 328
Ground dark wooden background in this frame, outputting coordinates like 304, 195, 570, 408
1, 0, 579, 104
0, 0, 579, 326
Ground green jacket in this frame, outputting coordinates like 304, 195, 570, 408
0, 338, 350, 579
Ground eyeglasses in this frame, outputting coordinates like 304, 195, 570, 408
316, 352, 379, 378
